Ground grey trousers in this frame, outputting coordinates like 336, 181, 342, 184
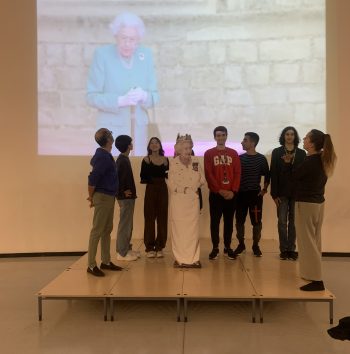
295, 201, 324, 281
116, 199, 135, 256
87, 192, 115, 268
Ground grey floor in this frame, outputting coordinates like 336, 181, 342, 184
1, 256, 349, 354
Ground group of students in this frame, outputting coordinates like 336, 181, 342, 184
86, 125, 336, 292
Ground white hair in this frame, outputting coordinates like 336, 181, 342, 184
109, 12, 146, 38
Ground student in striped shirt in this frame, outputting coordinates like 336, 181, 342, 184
233, 132, 270, 257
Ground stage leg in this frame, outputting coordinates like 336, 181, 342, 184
329, 300, 334, 325
259, 300, 264, 323
252, 299, 256, 323
110, 299, 114, 322
184, 299, 188, 322
104, 298, 108, 321
38, 296, 42, 321
176, 299, 181, 322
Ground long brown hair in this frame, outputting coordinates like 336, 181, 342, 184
309, 129, 337, 177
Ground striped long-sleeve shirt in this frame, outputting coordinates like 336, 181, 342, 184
239, 153, 270, 192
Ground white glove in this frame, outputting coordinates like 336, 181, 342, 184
117, 94, 137, 108
128, 87, 148, 104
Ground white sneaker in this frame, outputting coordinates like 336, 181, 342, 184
116, 252, 138, 261
130, 250, 141, 258
156, 250, 164, 258
146, 251, 156, 258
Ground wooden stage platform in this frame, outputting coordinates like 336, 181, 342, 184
38, 239, 335, 323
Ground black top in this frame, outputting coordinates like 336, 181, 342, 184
116, 154, 137, 200
239, 153, 270, 192
140, 157, 169, 184
293, 153, 327, 203
270, 146, 306, 199
88, 148, 118, 196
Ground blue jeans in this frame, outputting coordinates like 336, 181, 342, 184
277, 197, 296, 252
116, 199, 135, 256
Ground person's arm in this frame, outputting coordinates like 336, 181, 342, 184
260, 156, 270, 196
86, 48, 124, 113
118, 159, 134, 197
140, 157, 151, 184
231, 152, 241, 194
270, 149, 279, 199
87, 185, 95, 208
204, 151, 221, 193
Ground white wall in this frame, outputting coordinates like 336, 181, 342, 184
0, 0, 349, 253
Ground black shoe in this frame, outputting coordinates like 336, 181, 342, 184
280, 251, 289, 260
226, 248, 237, 260
100, 261, 123, 271
300, 281, 325, 291
252, 245, 262, 257
233, 243, 246, 256
209, 248, 219, 260
288, 251, 298, 261
87, 266, 105, 277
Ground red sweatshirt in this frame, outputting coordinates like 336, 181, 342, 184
204, 147, 241, 193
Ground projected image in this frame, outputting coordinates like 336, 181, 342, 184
37, 0, 325, 156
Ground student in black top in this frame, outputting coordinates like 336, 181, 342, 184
270, 127, 306, 260
115, 135, 140, 261
234, 132, 270, 257
290, 129, 336, 291
140, 137, 169, 258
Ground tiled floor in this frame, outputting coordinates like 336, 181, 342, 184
1, 246, 350, 353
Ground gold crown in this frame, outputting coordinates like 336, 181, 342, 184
176, 133, 192, 143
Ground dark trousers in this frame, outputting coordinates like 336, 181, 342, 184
143, 179, 168, 252
235, 190, 263, 245
209, 192, 237, 249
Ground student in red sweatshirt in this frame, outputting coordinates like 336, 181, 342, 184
204, 126, 241, 260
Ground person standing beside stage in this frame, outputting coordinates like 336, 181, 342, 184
167, 134, 205, 268
234, 132, 270, 257
140, 137, 169, 258
270, 127, 306, 260
87, 128, 123, 277
86, 12, 159, 155
115, 135, 139, 261
291, 129, 336, 291
204, 126, 241, 260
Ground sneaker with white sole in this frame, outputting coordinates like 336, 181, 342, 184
146, 251, 156, 258
116, 251, 138, 261
129, 250, 141, 258
156, 250, 164, 258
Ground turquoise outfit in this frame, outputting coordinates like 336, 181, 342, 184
87, 44, 159, 155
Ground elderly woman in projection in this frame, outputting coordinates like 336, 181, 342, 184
87, 12, 159, 155
167, 134, 205, 268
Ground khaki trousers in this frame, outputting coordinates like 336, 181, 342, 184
88, 192, 115, 268
295, 201, 324, 281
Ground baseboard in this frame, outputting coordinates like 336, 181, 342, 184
322, 252, 350, 257
0, 251, 86, 258
0, 251, 349, 258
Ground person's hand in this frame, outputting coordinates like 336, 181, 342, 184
225, 191, 234, 200
281, 154, 293, 163
128, 87, 148, 104
219, 189, 233, 200
87, 196, 94, 208
124, 189, 132, 198
274, 197, 281, 207
117, 94, 137, 108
